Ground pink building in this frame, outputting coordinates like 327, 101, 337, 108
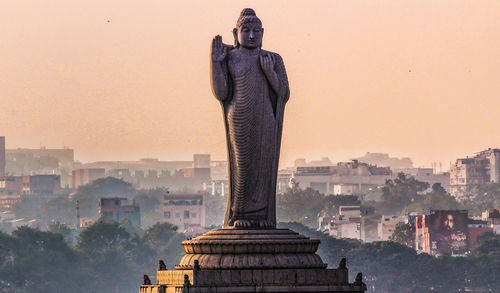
163, 194, 206, 234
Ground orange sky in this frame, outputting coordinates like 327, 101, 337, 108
1, 0, 499, 168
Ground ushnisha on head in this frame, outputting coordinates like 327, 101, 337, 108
233, 8, 263, 49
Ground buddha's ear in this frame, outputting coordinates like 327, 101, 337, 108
233, 28, 239, 47
261, 28, 264, 47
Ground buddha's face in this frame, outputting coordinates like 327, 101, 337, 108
237, 22, 263, 49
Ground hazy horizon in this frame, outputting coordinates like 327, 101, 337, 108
1, 0, 499, 168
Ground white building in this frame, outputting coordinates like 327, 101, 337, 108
377, 215, 407, 241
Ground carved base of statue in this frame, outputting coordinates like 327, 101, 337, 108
139, 228, 366, 293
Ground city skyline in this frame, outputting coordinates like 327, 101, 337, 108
1, 0, 499, 168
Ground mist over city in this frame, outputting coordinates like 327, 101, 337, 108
1, 1, 499, 293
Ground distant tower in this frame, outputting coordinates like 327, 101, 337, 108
75, 200, 80, 229
0, 136, 5, 176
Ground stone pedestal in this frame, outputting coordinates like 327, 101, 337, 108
139, 229, 366, 293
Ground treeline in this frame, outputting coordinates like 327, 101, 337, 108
1, 222, 498, 293
0, 221, 184, 293
280, 222, 500, 293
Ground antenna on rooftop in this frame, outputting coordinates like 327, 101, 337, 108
75, 200, 80, 229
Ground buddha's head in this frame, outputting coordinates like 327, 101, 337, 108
233, 8, 263, 49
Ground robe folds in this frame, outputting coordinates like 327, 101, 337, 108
213, 47, 289, 228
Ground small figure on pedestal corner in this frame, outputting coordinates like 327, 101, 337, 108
159, 259, 167, 270
338, 258, 347, 269
143, 274, 152, 285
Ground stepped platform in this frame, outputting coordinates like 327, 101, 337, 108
139, 228, 366, 293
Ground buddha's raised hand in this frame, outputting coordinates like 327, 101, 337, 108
259, 53, 275, 75
211, 35, 227, 62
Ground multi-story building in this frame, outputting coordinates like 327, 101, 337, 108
333, 184, 355, 195
82, 158, 192, 176
99, 198, 141, 227
163, 194, 206, 234
482, 209, 500, 235
0, 176, 23, 195
22, 174, 61, 199
467, 219, 493, 249
0, 194, 22, 210
203, 179, 228, 196
6, 147, 74, 168
5, 147, 74, 187
378, 215, 406, 241
417, 210, 469, 256
71, 168, 106, 189
0, 175, 24, 210
0, 136, 5, 176
293, 161, 391, 194
353, 152, 413, 169
450, 148, 500, 199
0, 175, 60, 208
323, 206, 363, 240
193, 154, 211, 168
294, 160, 450, 195
277, 170, 293, 194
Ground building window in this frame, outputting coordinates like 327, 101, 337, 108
191, 213, 197, 218
175, 213, 180, 218
164, 211, 171, 219
184, 210, 190, 219
184, 223, 189, 230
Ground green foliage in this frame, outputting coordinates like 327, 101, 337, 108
280, 223, 499, 293
134, 191, 161, 214
277, 187, 326, 228
73, 177, 135, 219
0, 220, 187, 293
473, 232, 500, 257
1, 222, 499, 293
12, 177, 138, 229
142, 222, 185, 269
380, 173, 429, 214
462, 183, 500, 216
431, 182, 447, 195
406, 189, 463, 214
0, 227, 78, 292
204, 193, 227, 227
76, 221, 148, 293
76, 221, 131, 253
277, 187, 362, 228
389, 223, 415, 247
47, 221, 74, 245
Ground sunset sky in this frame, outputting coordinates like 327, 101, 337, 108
1, 0, 499, 168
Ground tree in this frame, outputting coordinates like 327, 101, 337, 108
73, 177, 136, 219
76, 221, 143, 293
431, 182, 447, 195
406, 188, 463, 214
277, 187, 326, 228
142, 222, 185, 269
48, 221, 74, 245
76, 220, 131, 253
1, 227, 80, 292
473, 232, 500, 257
380, 173, 429, 214
462, 182, 500, 216
390, 223, 415, 247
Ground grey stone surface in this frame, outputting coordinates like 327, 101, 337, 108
177, 229, 325, 269
211, 8, 290, 229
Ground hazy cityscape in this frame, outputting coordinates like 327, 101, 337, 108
1, 1, 500, 293
1, 136, 499, 292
